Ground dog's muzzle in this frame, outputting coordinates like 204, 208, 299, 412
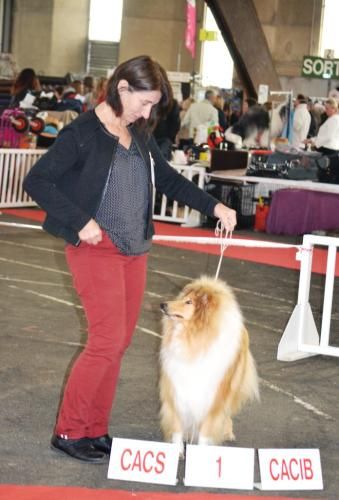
160, 302, 184, 319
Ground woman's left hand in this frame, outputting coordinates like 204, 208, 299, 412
214, 203, 237, 233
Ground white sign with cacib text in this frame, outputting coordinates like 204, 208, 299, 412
184, 444, 255, 490
107, 437, 180, 485
256, 448, 323, 490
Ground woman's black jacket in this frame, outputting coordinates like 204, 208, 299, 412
23, 110, 218, 246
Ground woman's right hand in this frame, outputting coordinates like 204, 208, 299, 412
78, 219, 102, 245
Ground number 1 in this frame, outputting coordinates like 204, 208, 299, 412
216, 456, 222, 478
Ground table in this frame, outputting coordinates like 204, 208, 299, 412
266, 188, 339, 235
206, 170, 339, 235
207, 169, 339, 194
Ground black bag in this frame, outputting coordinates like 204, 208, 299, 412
247, 150, 322, 181
247, 151, 298, 178
317, 153, 339, 184
286, 153, 319, 181
34, 95, 58, 111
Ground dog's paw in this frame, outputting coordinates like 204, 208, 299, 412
171, 432, 184, 457
198, 436, 213, 446
224, 431, 235, 441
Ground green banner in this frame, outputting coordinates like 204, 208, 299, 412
302, 56, 339, 79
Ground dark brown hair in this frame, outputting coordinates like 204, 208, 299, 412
245, 97, 257, 108
296, 94, 307, 103
11, 68, 40, 96
106, 55, 173, 131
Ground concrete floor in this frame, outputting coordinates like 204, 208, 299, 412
0, 213, 338, 499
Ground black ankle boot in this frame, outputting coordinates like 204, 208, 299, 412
89, 434, 112, 454
51, 435, 106, 463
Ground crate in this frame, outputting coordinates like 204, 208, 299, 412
204, 180, 255, 228
220, 183, 255, 228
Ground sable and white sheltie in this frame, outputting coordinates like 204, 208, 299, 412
159, 276, 259, 454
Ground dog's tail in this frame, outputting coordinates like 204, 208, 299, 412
225, 327, 260, 415
243, 349, 260, 403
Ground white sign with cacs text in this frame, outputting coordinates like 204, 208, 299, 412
107, 438, 180, 485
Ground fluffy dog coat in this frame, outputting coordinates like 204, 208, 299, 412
159, 276, 259, 452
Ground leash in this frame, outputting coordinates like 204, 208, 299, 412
214, 219, 232, 280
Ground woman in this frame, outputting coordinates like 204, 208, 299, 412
23, 55, 236, 464
10, 67, 41, 107
304, 97, 339, 155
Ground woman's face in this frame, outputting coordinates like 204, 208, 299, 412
118, 80, 161, 124
325, 103, 337, 117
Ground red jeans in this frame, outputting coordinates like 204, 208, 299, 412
55, 232, 148, 439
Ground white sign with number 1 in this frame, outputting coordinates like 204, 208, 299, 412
184, 445, 255, 490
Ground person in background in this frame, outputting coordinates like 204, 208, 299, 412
55, 85, 82, 114
304, 97, 339, 155
72, 80, 85, 104
214, 94, 227, 131
291, 94, 311, 147
10, 67, 41, 107
153, 97, 180, 160
177, 96, 194, 149
180, 89, 218, 142
328, 85, 339, 101
23, 55, 236, 464
83, 75, 95, 96
241, 97, 257, 115
306, 98, 318, 138
223, 101, 240, 127
230, 108, 241, 125
54, 85, 64, 104
95, 77, 108, 104
262, 101, 272, 113
312, 101, 326, 130
222, 101, 231, 129
84, 77, 108, 111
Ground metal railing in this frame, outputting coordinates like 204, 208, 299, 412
153, 163, 206, 227
0, 148, 47, 208
0, 150, 206, 227
278, 234, 339, 361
